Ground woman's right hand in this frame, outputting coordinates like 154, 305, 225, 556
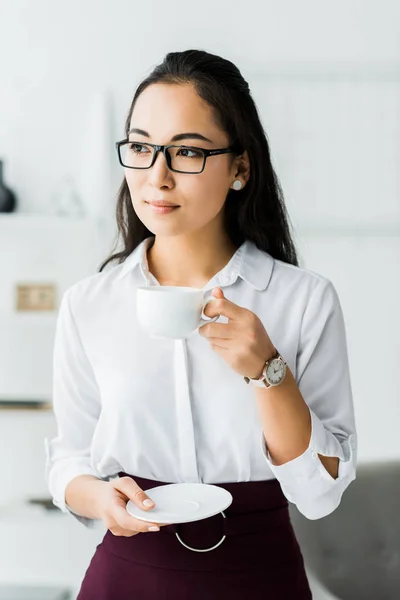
97, 476, 169, 537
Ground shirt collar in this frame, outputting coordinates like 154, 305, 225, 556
116, 235, 273, 291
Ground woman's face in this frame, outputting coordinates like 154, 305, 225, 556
125, 83, 242, 239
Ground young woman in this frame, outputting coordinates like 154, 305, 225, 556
45, 49, 357, 599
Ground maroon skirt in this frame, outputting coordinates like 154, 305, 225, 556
77, 472, 312, 600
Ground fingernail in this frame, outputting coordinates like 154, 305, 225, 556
143, 499, 155, 507
148, 526, 160, 532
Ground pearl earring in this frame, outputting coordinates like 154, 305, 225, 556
232, 179, 243, 191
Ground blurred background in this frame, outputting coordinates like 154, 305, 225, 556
0, 1, 399, 598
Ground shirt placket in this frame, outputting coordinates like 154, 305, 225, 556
174, 338, 200, 482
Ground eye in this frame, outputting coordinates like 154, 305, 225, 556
129, 143, 151, 154
177, 147, 203, 159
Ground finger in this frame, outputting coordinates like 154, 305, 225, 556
114, 494, 171, 529
203, 297, 243, 321
113, 476, 156, 510
199, 322, 236, 339
109, 525, 140, 537
208, 339, 231, 350
113, 497, 161, 533
209, 343, 231, 360
211, 287, 225, 299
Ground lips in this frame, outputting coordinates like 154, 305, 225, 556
145, 202, 180, 215
146, 200, 180, 207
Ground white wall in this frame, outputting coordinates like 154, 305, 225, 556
2, 0, 400, 215
0, 0, 399, 596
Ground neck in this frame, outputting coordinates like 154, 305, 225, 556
146, 230, 239, 288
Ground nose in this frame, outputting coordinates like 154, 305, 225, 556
148, 148, 174, 188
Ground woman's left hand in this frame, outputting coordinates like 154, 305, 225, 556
199, 287, 276, 380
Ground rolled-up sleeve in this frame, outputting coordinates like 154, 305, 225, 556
44, 288, 107, 528
261, 277, 357, 520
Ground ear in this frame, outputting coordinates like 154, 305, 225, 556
234, 150, 250, 185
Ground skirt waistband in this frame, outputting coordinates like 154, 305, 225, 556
102, 472, 303, 572
118, 472, 289, 538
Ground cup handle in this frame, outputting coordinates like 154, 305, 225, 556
198, 297, 220, 328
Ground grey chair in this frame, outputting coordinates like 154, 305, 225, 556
289, 460, 400, 600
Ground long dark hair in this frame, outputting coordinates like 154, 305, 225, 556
99, 49, 299, 272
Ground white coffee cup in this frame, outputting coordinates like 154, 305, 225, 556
136, 286, 220, 339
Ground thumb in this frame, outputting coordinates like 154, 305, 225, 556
211, 287, 224, 299
114, 476, 156, 510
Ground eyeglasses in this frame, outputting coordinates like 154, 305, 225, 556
115, 139, 240, 174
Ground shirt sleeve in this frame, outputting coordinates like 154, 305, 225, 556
261, 277, 357, 520
44, 288, 108, 528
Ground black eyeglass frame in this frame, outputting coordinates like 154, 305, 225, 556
115, 139, 241, 174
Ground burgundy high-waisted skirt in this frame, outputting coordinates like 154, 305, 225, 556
76, 472, 312, 600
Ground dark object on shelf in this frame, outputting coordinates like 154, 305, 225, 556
0, 159, 17, 212
28, 497, 58, 511
0, 398, 52, 410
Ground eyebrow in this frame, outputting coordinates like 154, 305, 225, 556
128, 128, 214, 144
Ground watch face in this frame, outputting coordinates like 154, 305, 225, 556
266, 359, 286, 385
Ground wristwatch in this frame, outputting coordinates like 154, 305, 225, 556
244, 349, 287, 388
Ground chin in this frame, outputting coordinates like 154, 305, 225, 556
138, 217, 182, 236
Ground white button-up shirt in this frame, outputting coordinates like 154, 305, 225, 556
45, 236, 357, 527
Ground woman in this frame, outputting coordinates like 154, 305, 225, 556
45, 49, 357, 599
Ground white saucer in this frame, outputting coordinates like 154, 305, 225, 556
126, 483, 233, 524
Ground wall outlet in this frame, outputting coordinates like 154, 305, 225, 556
16, 284, 57, 311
